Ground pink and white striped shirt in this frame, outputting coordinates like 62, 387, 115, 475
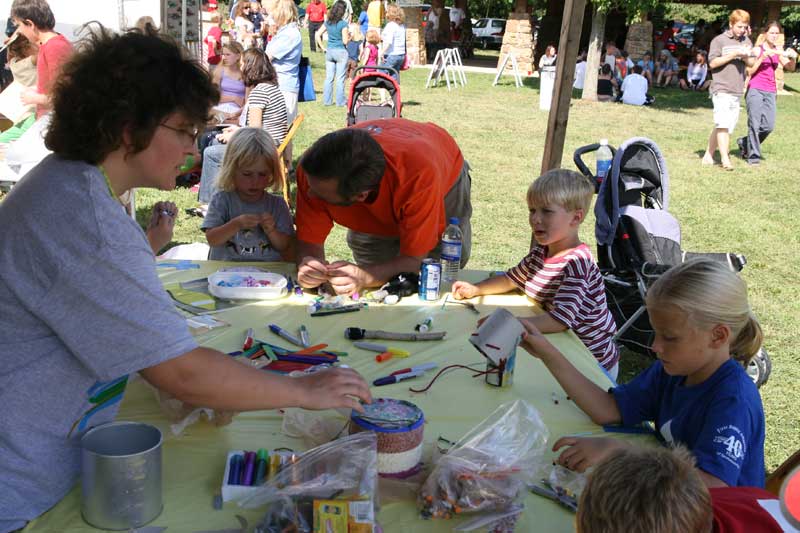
506, 243, 619, 370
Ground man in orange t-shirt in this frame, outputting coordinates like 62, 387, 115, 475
295, 119, 472, 296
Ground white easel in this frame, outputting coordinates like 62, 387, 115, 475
425, 48, 467, 90
493, 51, 523, 88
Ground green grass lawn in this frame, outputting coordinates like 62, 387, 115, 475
135, 46, 800, 473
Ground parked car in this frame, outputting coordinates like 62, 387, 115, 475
472, 17, 505, 49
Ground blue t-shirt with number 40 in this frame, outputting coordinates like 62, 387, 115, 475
612, 358, 765, 487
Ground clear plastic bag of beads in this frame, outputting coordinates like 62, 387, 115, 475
236, 432, 378, 512
417, 400, 549, 520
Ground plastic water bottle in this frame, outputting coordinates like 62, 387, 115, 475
596, 139, 613, 184
440, 217, 463, 289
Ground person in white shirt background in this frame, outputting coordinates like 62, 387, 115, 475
680, 51, 711, 91
620, 64, 652, 106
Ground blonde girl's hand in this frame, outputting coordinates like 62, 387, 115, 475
451, 281, 479, 300
259, 212, 277, 233
236, 213, 263, 230
551, 436, 628, 473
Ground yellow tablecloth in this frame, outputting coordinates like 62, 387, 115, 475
26, 261, 636, 533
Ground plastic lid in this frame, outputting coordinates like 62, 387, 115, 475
600, 139, 609, 145
448, 217, 459, 225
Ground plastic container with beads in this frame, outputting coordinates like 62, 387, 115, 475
349, 398, 424, 478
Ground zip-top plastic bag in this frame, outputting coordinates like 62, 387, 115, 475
418, 400, 549, 520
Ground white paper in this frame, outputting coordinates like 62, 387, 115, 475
0, 81, 35, 124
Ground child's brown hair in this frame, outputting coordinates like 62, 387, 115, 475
366, 29, 380, 45
577, 445, 713, 533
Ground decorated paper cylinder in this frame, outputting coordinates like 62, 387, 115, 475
469, 308, 524, 387
349, 399, 424, 478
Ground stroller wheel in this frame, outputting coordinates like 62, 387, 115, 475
744, 347, 772, 388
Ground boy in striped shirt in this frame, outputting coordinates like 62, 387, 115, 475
452, 169, 619, 378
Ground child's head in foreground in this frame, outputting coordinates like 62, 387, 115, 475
645, 258, 763, 374
526, 169, 594, 246
577, 445, 712, 533
217, 127, 282, 199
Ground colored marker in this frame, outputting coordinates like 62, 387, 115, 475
243, 328, 255, 350
373, 370, 424, 387
353, 341, 410, 357
227, 454, 243, 485
255, 449, 268, 485
390, 362, 438, 376
299, 325, 310, 347
415, 317, 433, 333
242, 451, 256, 486
268, 324, 303, 347
375, 352, 393, 363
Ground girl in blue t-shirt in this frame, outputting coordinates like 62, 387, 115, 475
517, 259, 765, 488
202, 127, 294, 262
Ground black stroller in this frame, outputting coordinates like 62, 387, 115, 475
346, 66, 402, 126
574, 137, 772, 387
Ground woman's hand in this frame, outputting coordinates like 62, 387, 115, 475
217, 126, 240, 144
451, 281, 479, 300
293, 367, 372, 413
146, 201, 177, 254
551, 436, 628, 473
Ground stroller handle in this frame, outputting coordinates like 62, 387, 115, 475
352, 65, 399, 78
573, 143, 617, 185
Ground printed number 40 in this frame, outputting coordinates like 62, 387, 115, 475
722, 436, 744, 460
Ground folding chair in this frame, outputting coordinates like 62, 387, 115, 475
276, 113, 305, 208
766, 448, 800, 496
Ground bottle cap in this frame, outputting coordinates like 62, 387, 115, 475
376, 352, 394, 362
448, 217, 459, 225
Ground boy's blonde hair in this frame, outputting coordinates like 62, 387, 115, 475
217, 128, 282, 194
527, 169, 594, 213
646, 259, 763, 363
577, 445, 712, 533
386, 4, 405, 24
729, 9, 750, 26
366, 29, 380, 45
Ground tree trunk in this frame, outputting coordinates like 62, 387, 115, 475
513, 0, 527, 13
431, 0, 450, 44
582, 4, 605, 102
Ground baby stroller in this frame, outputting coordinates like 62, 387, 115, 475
574, 137, 772, 387
346, 66, 402, 126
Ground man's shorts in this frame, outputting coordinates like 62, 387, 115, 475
712, 92, 741, 133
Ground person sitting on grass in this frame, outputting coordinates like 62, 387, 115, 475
637, 51, 655, 84
0, 26, 371, 532
680, 51, 711, 91
655, 49, 678, 87
597, 63, 618, 102
578, 445, 793, 533
518, 259, 765, 488
452, 169, 620, 379
620, 64, 653, 106
201, 127, 294, 261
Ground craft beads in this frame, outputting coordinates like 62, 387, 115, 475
216, 275, 273, 288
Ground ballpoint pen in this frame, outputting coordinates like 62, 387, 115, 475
390, 362, 438, 376
268, 324, 303, 347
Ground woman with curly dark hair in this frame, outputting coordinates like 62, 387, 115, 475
0, 26, 371, 532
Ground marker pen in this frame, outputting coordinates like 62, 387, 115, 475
372, 369, 424, 387
268, 324, 303, 347
353, 341, 409, 357
243, 328, 255, 350
415, 317, 433, 333
299, 325, 310, 348
390, 362, 438, 376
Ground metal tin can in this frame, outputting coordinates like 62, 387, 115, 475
418, 259, 441, 301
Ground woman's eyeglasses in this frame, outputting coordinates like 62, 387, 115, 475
159, 123, 199, 146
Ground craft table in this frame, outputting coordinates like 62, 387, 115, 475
25, 261, 646, 533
